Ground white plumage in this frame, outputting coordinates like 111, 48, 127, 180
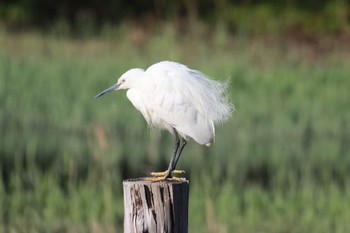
95, 61, 234, 180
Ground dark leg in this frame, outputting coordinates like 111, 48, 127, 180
148, 128, 187, 181
164, 128, 181, 178
171, 137, 187, 171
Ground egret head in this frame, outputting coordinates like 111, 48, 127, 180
95, 68, 144, 98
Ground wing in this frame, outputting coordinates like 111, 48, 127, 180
146, 61, 234, 124
148, 86, 215, 145
140, 66, 215, 145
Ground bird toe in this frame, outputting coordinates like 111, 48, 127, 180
150, 171, 168, 177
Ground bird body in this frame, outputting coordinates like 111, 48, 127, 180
95, 61, 234, 180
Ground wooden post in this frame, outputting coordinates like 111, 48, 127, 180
123, 178, 189, 233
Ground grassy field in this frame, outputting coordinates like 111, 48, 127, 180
1, 27, 350, 232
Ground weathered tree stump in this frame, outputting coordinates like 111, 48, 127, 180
123, 178, 189, 233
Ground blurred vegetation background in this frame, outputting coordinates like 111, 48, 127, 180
1, 0, 350, 232
1, 0, 350, 36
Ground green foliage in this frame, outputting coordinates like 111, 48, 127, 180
0, 0, 349, 36
226, 1, 350, 36
0, 28, 350, 232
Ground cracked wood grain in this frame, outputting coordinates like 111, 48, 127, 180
123, 178, 189, 233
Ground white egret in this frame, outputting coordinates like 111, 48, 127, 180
95, 61, 234, 181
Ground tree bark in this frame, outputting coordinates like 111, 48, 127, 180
123, 178, 189, 233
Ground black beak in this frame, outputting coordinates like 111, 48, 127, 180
94, 83, 121, 98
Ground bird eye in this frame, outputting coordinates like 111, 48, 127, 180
121, 79, 125, 83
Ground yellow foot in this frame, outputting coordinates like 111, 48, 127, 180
145, 170, 186, 182
145, 176, 186, 182
150, 170, 185, 177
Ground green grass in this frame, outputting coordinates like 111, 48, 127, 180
1, 27, 350, 232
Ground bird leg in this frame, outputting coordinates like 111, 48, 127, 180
171, 137, 187, 171
147, 128, 187, 182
